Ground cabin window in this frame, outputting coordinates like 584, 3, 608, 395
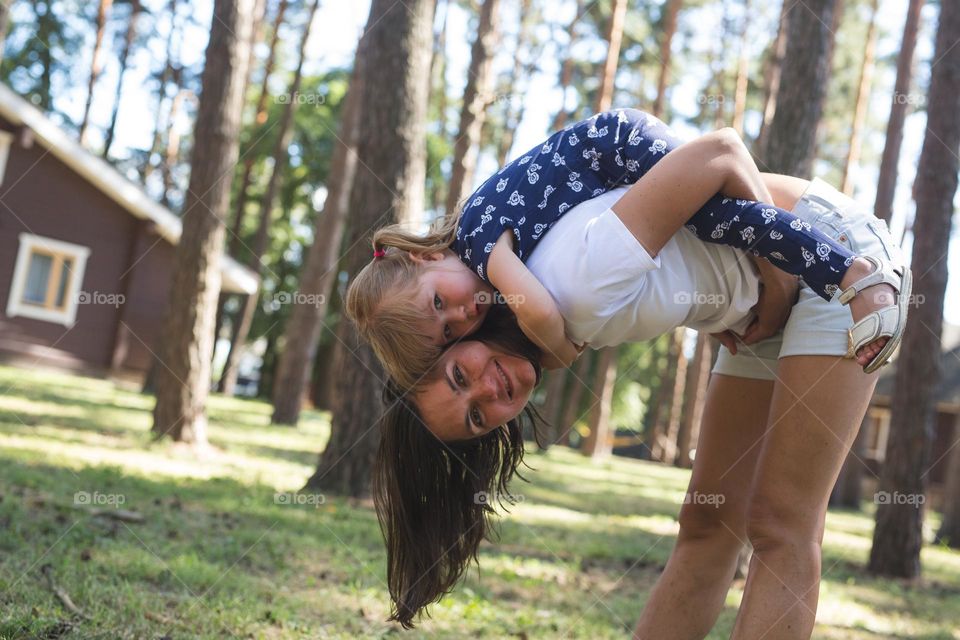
6, 233, 90, 326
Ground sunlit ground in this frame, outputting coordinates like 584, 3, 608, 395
0, 364, 958, 639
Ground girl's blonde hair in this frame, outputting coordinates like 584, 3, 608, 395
345, 213, 460, 390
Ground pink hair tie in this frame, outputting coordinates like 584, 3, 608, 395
373, 248, 386, 258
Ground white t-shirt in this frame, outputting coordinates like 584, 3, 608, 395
524, 186, 761, 347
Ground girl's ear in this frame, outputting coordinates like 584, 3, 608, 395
408, 251, 444, 264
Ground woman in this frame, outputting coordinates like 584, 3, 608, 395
375, 172, 909, 639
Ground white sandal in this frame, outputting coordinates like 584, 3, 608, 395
838, 255, 913, 374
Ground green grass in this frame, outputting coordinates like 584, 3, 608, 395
0, 364, 958, 639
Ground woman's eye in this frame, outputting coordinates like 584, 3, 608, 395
434, 294, 442, 310
443, 325, 452, 340
453, 365, 465, 386
470, 408, 483, 429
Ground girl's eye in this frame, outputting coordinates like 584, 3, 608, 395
443, 325, 452, 340
434, 294, 442, 310
470, 407, 483, 429
453, 365, 466, 386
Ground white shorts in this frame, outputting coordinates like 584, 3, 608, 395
711, 178, 908, 381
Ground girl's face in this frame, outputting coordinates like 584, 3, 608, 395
413, 340, 537, 442
414, 250, 495, 345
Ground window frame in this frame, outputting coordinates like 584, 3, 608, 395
6, 232, 90, 326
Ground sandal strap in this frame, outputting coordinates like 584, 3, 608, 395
848, 305, 900, 353
839, 255, 904, 305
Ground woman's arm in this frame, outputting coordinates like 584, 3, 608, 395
487, 231, 580, 369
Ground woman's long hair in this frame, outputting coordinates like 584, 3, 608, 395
372, 306, 544, 629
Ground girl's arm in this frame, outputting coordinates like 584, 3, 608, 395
487, 231, 581, 369
612, 127, 776, 257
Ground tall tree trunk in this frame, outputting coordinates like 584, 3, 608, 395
551, 0, 584, 130
761, 0, 837, 177
492, 0, 535, 166
755, 0, 789, 158
558, 349, 593, 446
651, 0, 682, 119
869, 0, 960, 577
218, 0, 321, 396
152, 0, 255, 444
839, 0, 879, 196
444, 0, 500, 215
0, 1, 11, 66
936, 413, 960, 548
573, 0, 628, 451
214, 0, 289, 351
873, 0, 924, 225
731, 0, 751, 135
303, 0, 436, 496
142, 0, 180, 183
594, 0, 627, 113
581, 347, 617, 459
102, 0, 142, 158
79, 0, 113, 146
650, 328, 683, 460
271, 66, 363, 425
160, 88, 189, 207
675, 331, 710, 467
659, 328, 689, 463
539, 368, 567, 444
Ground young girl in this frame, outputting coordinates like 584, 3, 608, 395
347, 109, 909, 389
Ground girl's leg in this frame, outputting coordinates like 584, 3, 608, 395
731, 355, 877, 639
633, 372, 775, 640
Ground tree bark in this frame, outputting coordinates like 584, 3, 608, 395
551, 0, 584, 130
151, 0, 255, 444
304, 0, 436, 496
755, 0, 789, 156
840, 0, 879, 196
142, 0, 180, 183
444, 0, 500, 215
218, 0, 320, 396
594, 0, 627, 113
79, 0, 114, 146
936, 413, 960, 548
0, 1, 11, 67
559, 349, 593, 446
659, 327, 689, 463
869, 0, 960, 577
271, 65, 362, 425
675, 331, 710, 467
651, 0, 682, 119
581, 346, 617, 459
213, 0, 288, 352
873, 0, 924, 225
761, 0, 837, 177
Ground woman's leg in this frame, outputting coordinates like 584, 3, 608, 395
731, 354, 877, 639
633, 372, 775, 640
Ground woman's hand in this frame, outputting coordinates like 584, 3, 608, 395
740, 256, 800, 345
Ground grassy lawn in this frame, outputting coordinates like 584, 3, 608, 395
1, 363, 959, 639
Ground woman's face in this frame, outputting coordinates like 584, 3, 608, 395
413, 340, 538, 442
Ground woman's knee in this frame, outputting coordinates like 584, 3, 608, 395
745, 492, 823, 554
676, 495, 746, 544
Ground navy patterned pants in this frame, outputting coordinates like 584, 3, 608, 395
457, 109, 856, 301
